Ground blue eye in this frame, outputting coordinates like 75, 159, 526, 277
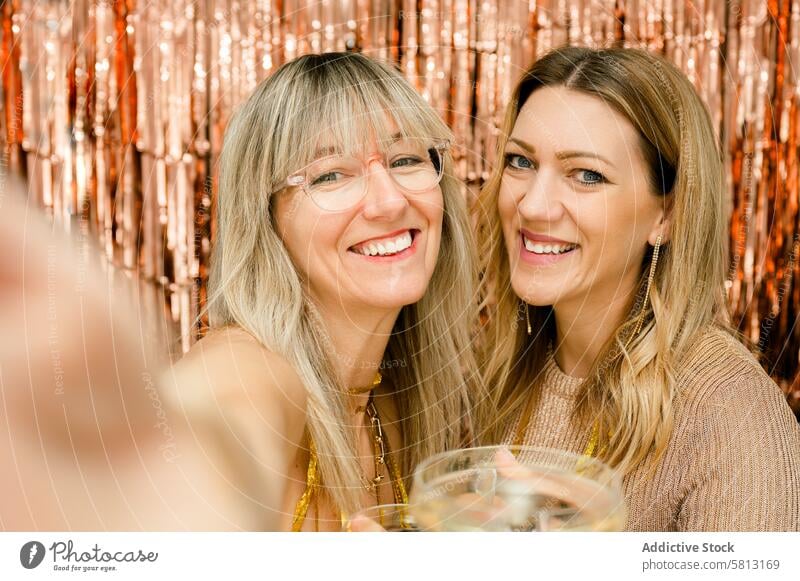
504, 153, 534, 170
575, 169, 606, 186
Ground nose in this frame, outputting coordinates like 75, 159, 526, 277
515, 167, 564, 223
360, 159, 409, 220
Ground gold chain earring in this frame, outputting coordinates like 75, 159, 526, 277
629, 234, 662, 341
524, 302, 532, 336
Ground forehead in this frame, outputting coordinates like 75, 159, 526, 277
312, 127, 401, 154
301, 112, 416, 158
512, 87, 641, 158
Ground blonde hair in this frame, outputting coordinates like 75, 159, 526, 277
477, 46, 730, 475
208, 52, 480, 515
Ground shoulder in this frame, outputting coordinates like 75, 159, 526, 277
162, 326, 307, 416
667, 329, 800, 530
159, 326, 308, 529
676, 326, 775, 404
675, 324, 799, 442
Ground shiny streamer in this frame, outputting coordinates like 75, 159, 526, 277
0, 1, 798, 412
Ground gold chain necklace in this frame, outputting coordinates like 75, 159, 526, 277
364, 393, 408, 506
350, 372, 383, 396
291, 373, 408, 531
352, 373, 391, 497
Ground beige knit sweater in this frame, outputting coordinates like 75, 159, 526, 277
503, 327, 800, 531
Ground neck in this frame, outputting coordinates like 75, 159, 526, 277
314, 301, 400, 412
552, 289, 635, 378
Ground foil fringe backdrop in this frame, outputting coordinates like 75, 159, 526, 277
0, 1, 798, 413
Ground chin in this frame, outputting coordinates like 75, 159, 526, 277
511, 279, 560, 307
358, 285, 429, 312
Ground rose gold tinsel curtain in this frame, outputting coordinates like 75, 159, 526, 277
1, 1, 799, 413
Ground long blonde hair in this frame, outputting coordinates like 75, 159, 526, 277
477, 46, 730, 475
207, 52, 480, 515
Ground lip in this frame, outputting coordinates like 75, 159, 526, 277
518, 231, 579, 266
350, 228, 415, 248
347, 228, 421, 262
520, 228, 575, 245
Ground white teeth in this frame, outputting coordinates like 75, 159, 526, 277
523, 236, 577, 255
399, 232, 412, 249
354, 231, 414, 256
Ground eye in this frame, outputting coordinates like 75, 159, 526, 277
309, 171, 347, 187
573, 169, 606, 186
504, 153, 534, 170
390, 155, 425, 169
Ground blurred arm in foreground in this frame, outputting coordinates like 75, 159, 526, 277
0, 178, 269, 530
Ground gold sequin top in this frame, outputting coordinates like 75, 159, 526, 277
291, 438, 408, 531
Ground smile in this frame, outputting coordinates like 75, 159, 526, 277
522, 236, 578, 255
520, 232, 579, 263
349, 229, 419, 258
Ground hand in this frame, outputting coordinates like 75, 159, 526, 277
347, 515, 388, 532
0, 182, 258, 530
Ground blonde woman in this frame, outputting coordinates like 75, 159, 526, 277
477, 46, 800, 531
165, 52, 479, 531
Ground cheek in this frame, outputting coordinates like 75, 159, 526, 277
497, 193, 521, 257
430, 194, 444, 229
275, 199, 340, 275
576, 195, 647, 268
431, 187, 445, 216
497, 187, 517, 230
419, 190, 444, 241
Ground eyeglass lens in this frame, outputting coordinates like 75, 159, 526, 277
301, 140, 445, 211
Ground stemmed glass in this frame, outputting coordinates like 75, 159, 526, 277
344, 503, 419, 532
408, 446, 626, 531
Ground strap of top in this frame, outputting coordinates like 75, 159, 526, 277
291, 439, 319, 532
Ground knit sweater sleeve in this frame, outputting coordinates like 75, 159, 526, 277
675, 363, 800, 531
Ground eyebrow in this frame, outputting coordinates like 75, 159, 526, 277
382, 132, 408, 145
556, 150, 616, 168
508, 137, 535, 153
507, 138, 616, 169
312, 144, 344, 158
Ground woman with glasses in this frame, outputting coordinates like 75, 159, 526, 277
164, 52, 481, 530
476, 46, 800, 530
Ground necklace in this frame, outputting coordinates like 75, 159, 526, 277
349, 373, 393, 495
364, 392, 407, 506
291, 374, 407, 531
349, 372, 383, 395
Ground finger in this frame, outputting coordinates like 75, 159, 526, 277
494, 447, 518, 467
348, 515, 387, 532
494, 447, 536, 480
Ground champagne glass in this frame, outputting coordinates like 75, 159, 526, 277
409, 446, 626, 531
344, 503, 419, 532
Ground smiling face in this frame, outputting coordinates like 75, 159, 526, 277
273, 136, 444, 317
498, 86, 668, 315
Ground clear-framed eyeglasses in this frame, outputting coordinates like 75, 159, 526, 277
271, 139, 450, 212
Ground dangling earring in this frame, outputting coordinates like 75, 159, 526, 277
629, 234, 662, 341
524, 302, 532, 336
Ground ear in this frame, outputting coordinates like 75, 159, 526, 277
648, 196, 673, 245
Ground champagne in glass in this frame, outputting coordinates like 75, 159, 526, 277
344, 503, 420, 532
410, 446, 626, 531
